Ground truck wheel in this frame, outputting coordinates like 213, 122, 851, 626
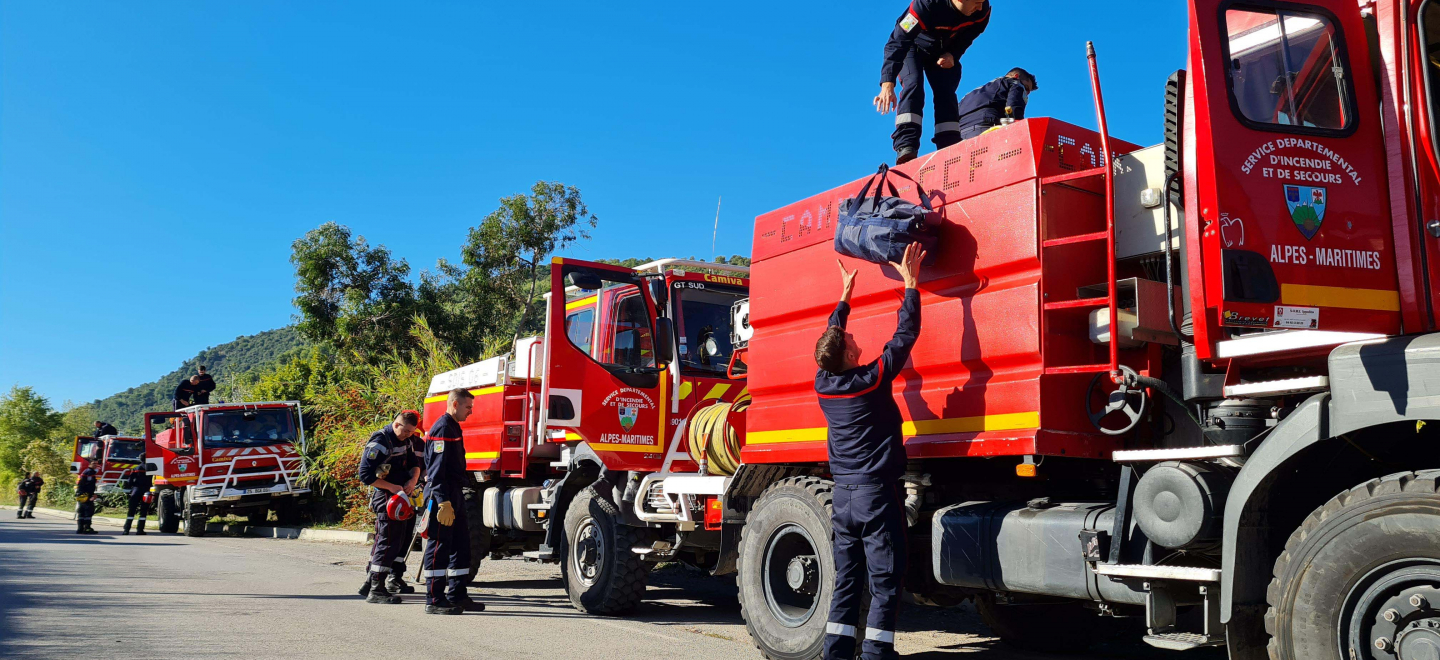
463, 487, 491, 584
274, 497, 303, 526
183, 489, 206, 538
976, 594, 1125, 652
738, 476, 846, 660
157, 490, 180, 534
1265, 470, 1440, 660
562, 486, 650, 614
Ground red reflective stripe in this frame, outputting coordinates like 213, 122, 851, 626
816, 377, 882, 399
907, 4, 927, 31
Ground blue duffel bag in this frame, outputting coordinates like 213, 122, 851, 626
834, 164, 938, 265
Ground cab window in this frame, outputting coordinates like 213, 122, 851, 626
601, 289, 656, 369
1223, 6, 1352, 132
565, 308, 595, 356
1419, 1, 1440, 164
78, 440, 102, 460
675, 284, 745, 374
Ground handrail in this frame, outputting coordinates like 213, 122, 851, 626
1087, 41, 1121, 383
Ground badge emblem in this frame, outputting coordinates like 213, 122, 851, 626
1285, 185, 1326, 241
618, 405, 638, 431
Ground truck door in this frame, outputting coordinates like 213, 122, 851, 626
1189, 0, 1402, 353
145, 412, 198, 484
1406, 0, 1440, 328
543, 258, 673, 471
71, 436, 101, 475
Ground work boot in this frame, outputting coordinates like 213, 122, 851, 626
425, 599, 463, 615
358, 578, 372, 598
122, 530, 130, 536
365, 575, 401, 604
451, 593, 486, 613
85, 526, 98, 534
896, 147, 918, 165
387, 574, 415, 595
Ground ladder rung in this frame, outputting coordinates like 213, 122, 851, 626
1044, 297, 1109, 310
504, 395, 529, 400
1041, 166, 1108, 185
1044, 364, 1112, 375
1042, 231, 1108, 247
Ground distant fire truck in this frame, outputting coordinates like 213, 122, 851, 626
71, 434, 147, 495
143, 402, 309, 536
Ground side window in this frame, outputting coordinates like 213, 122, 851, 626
565, 308, 595, 356
79, 441, 101, 460
601, 289, 656, 369
1224, 6, 1352, 132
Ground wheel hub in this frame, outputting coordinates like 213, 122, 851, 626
786, 555, 819, 595
572, 518, 604, 586
762, 523, 820, 628
1344, 560, 1440, 660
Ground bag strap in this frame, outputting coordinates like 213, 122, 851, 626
882, 166, 934, 211
855, 163, 935, 212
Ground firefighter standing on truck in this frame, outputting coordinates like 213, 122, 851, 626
121, 465, 151, 535
94, 420, 118, 438
420, 389, 485, 614
876, 0, 992, 164
357, 410, 422, 605
76, 464, 99, 534
813, 242, 925, 660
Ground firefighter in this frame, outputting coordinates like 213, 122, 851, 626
391, 417, 427, 589
94, 420, 119, 438
357, 410, 422, 605
17, 472, 42, 519
194, 366, 216, 404
813, 242, 925, 660
876, 0, 992, 164
956, 67, 1038, 141
75, 464, 99, 534
173, 375, 203, 409
120, 466, 151, 535
420, 389, 484, 614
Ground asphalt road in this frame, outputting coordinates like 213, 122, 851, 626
0, 510, 1226, 659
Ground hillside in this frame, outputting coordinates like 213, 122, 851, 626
85, 327, 307, 433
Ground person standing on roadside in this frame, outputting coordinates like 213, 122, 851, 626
420, 389, 484, 615
17, 472, 42, 519
357, 410, 422, 604
120, 466, 151, 536
813, 243, 925, 660
76, 464, 99, 534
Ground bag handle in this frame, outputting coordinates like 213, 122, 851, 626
881, 165, 934, 212
853, 164, 935, 212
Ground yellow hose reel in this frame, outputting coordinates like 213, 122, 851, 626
686, 395, 750, 476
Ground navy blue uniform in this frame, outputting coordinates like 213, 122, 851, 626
421, 413, 472, 606
882, 0, 991, 153
394, 433, 425, 576
359, 425, 419, 580
957, 75, 1030, 140
95, 423, 118, 438
194, 374, 216, 405
17, 476, 42, 518
815, 289, 920, 660
76, 466, 98, 533
121, 468, 152, 534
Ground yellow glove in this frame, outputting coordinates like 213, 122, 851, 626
76, 494, 90, 503
437, 500, 455, 527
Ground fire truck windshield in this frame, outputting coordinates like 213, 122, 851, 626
108, 440, 145, 462
1223, 7, 1352, 132
203, 409, 297, 448
675, 284, 745, 373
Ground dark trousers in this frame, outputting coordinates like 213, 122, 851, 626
824, 483, 907, 660
77, 498, 95, 530
123, 491, 148, 533
395, 515, 417, 576
421, 502, 471, 604
959, 120, 998, 141
892, 49, 963, 153
19, 492, 37, 515
368, 508, 405, 577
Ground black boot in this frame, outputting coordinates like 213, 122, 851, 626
358, 578, 372, 598
425, 599, 462, 615
896, 147, 918, 165
451, 592, 486, 613
425, 579, 461, 614
364, 575, 400, 604
387, 574, 415, 595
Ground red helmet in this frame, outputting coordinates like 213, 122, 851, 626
142, 492, 154, 504
387, 493, 414, 521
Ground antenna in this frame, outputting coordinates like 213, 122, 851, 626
711, 196, 722, 260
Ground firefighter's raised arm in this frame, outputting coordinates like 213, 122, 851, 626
880, 242, 924, 381
831, 260, 858, 329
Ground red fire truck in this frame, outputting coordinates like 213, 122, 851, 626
142, 402, 310, 537
423, 1, 1440, 658
70, 434, 147, 495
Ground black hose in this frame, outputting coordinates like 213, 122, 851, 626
1133, 373, 1202, 430
1162, 171, 1194, 342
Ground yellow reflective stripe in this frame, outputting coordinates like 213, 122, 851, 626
564, 431, 582, 441
1280, 284, 1401, 312
465, 452, 499, 460
746, 412, 1041, 445
552, 257, 564, 264
678, 382, 694, 399
424, 385, 505, 404
702, 384, 732, 401
566, 296, 596, 311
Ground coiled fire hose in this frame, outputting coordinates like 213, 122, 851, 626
686, 397, 750, 476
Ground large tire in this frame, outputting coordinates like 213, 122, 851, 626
157, 490, 180, 534
273, 497, 302, 526
463, 487, 491, 584
976, 594, 1130, 652
561, 486, 651, 614
738, 476, 850, 660
183, 489, 206, 538
1265, 470, 1440, 660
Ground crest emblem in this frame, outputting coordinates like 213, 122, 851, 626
1285, 185, 1327, 240
618, 405, 638, 431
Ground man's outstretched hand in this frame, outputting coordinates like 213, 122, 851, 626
874, 83, 897, 114
890, 242, 926, 290
837, 259, 857, 304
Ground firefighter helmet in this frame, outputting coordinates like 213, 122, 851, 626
387, 493, 414, 521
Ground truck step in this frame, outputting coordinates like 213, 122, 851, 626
1092, 563, 1221, 582
1112, 445, 1243, 462
1222, 375, 1328, 398
1142, 632, 1225, 651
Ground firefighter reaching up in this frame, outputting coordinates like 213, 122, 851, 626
813, 242, 925, 660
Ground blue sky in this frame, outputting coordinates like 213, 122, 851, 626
0, 1, 1188, 406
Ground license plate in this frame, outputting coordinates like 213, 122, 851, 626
245, 488, 271, 495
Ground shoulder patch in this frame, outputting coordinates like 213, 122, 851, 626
434, 440, 445, 453
900, 12, 919, 33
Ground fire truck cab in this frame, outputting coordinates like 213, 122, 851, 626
143, 402, 309, 537
70, 434, 146, 495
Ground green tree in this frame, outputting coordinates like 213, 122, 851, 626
0, 386, 63, 484
291, 223, 418, 361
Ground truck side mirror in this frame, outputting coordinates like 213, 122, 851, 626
654, 317, 676, 365
568, 271, 605, 291
648, 278, 669, 310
